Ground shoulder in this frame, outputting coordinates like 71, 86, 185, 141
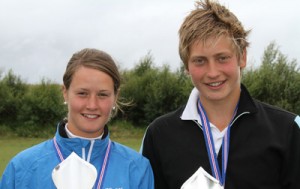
252, 99, 299, 130
145, 105, 198, 138
16, 139, 53, 158
107, 141, 154, 187
240, 84, 298, 128
148, 106, 186, 128
254, 99, 296, 120
110, 141, 151, 169
8, 139, 55, 171
1, 139, 56, 184
110, 141, 147, 162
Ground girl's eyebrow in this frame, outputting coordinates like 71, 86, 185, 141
75, 88, 88, 92
74, 88, 112, 93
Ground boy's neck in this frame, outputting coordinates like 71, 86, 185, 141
199, 93, 240, 131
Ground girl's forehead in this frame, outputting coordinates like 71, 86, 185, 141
71, 67, 113, 86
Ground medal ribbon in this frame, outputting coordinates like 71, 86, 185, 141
53, 137, 111, 189
197, 99, 238, 186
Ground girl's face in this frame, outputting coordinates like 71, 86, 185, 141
63, 66, 116, 138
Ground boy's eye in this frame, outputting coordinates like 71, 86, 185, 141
218, 56, 230, 63
192, 57, 205, 65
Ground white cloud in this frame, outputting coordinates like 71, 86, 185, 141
0, 0, 299, 83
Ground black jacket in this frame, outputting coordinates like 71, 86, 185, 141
141, 85, 300, 189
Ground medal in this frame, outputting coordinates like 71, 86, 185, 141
53, 137, 111, 189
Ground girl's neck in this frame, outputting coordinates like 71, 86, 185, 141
65, 123, 103, 140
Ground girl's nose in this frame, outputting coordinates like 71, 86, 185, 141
86, 96, 98, 110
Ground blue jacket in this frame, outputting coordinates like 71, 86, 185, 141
0, 122, 154, 189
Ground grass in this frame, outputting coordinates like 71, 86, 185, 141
0, 121, 146, 176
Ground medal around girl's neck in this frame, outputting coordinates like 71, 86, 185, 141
52, 152, 97, 189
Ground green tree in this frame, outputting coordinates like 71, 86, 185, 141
0, 70, 27, 125
119, 53, 192, 126
242, 42, 300, 114
18, 79, 67, 130
0, 71, 67, 136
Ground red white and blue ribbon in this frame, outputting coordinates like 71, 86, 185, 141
197, 98, 238, 186
53, 137, 111, 189
96, 139, 111, 189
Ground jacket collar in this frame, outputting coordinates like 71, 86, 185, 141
180, 84, 258, 122
58, 120, 109, 139
55, 121, 110, 158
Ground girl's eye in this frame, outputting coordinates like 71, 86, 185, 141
98, 93, 109, 98
77, 92, 88, 96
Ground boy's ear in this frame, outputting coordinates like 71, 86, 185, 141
240, 49, 247, 68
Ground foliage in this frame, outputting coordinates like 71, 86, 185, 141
0, 72, 67, 136
0, 70, 27, 125
18, 79, 67, 130
0, 42, 299, 136
242, 42, 300, 114
119, 53, 193, 126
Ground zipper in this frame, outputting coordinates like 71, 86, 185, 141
193, 111, 251, 129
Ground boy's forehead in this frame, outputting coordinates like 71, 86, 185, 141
191, 35, 236, 51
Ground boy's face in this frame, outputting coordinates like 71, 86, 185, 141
187, 35, 246, 104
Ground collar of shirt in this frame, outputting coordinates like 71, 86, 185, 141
65, 123, 103, 140
180, 87, 227, 154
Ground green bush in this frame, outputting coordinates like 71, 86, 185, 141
0, 71, 67, 136
18, 79, 67, 130
0, 70, 27, 126
242, 42, 300, 114
0, 42, 299, 136
119, 54, 192, 126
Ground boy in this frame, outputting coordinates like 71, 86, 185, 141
141, 0, 300, 188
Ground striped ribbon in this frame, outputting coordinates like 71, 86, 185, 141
197, 99, 237, 186
96, 139, 111, 189
53, 137, 111, 189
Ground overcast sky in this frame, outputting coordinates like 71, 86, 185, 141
0, 0, 299, 84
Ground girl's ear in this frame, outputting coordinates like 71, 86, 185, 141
114, 89, 120, 105
62, 85, 68, 103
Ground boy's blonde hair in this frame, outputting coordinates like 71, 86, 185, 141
179, 0, 250, 69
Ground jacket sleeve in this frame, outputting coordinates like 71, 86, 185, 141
141, 125, 169, 189
129, 155, 154, 189
0, 161, 16, 189
281, 115, 300, 189
138, 159, 154, 189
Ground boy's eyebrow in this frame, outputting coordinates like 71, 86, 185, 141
189, 55, 206, 60
190, 55, 205, 58
213, 52, 230, 57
